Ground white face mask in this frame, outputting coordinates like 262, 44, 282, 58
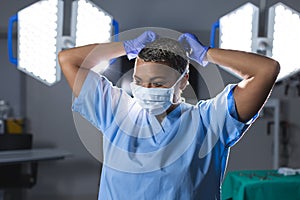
130, 70, 187, 115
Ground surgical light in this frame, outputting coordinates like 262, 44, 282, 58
211, 2, 300, 83
72, 0, 113, 47
211, 3, 259, 79
70, 0, 116, 72
9, 0, 63, 86
8, 0, 118, 86
268, 3, 300, 82
219, 3, 259, 52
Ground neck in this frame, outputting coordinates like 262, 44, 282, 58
155, 103, 180, 123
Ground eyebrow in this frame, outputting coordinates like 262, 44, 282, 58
133, 75, 167, 81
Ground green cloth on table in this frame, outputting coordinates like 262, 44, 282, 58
222, 170, 300, 200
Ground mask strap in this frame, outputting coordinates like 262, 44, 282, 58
172, 67, 189, 88
170, 67, 189, 104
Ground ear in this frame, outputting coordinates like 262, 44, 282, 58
179, 73, 189, 90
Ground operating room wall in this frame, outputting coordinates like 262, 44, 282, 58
0, 0, 300, 199
0, 31, 24, 118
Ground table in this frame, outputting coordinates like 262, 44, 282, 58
0, 148, 71, 200
0, 148, 71, 165
222, 170, 300, 200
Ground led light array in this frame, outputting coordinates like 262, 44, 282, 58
17, 0, 63, 85
11, 0, 115, 86
217, 2, 300, 82
268, 3, 300, 81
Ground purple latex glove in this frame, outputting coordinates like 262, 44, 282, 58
123, 31, 158, 60
178, 33, 210, 67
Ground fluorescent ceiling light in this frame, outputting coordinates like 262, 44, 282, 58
268, 3, 300, 82
17, 0, 63, 86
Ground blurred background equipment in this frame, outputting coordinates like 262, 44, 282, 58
0, 100, 11, 134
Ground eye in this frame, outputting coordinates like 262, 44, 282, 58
152, 82, 164, 87
134, 79, 142, 85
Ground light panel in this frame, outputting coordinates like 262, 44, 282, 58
17, 0, 63, 86
219, 3, 259, 52
268, 3, 300, 82
72, 0, 113, 47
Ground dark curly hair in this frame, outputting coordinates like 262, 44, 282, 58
138, 38, 189, 74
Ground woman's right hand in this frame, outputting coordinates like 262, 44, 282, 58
123, 31, 158, 60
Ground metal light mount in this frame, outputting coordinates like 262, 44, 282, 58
8, 0, 119, 86
251, 36, 273, 57
61, 36, 75, 49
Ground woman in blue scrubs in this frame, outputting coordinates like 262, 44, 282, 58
58, 31, 280, 200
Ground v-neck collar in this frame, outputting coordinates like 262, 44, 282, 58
150, 104, 182, 133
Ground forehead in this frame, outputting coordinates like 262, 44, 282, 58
134, 58, 179, 79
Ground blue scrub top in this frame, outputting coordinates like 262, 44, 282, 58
72, 71, 258, 200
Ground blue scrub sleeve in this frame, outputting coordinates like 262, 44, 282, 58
71, 70, 124, 132
226, 84, 259, 146
198, 84, 258, 148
